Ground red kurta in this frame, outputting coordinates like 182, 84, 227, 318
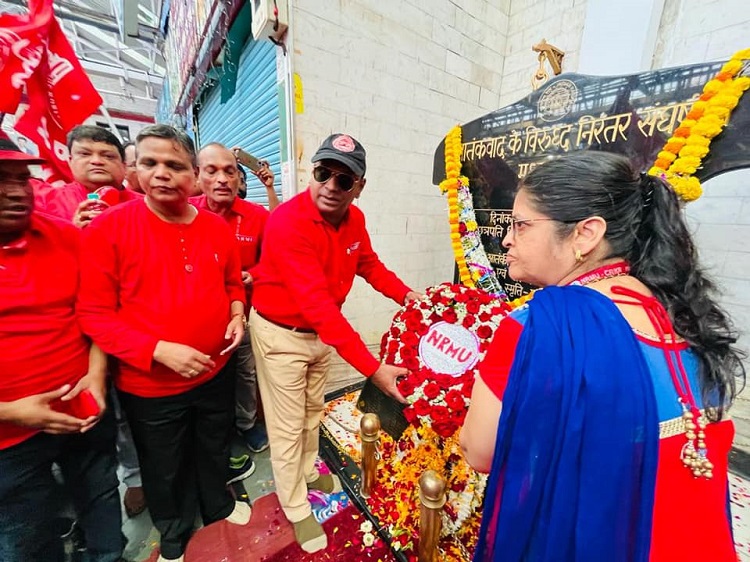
36, 180, 142, 221
192, 195, 269, 302
77, 199, 246, 398
0, 213, 89, 449
251, 189, 411, 376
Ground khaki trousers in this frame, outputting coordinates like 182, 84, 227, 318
248, 308, 331, 523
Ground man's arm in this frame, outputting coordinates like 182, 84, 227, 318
267, 219, 380, 376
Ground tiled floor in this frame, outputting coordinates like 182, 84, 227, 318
122, 448, 274, 561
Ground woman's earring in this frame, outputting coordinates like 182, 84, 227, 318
575, 249, 583, 262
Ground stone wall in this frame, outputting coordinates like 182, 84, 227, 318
290, 0, 512, 389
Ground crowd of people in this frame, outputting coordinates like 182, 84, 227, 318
1, 122, 746, 562
0, 124, 416, 561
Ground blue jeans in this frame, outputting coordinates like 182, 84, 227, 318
0, 409, 123, 562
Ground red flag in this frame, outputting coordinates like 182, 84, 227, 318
0, 0, 103, 183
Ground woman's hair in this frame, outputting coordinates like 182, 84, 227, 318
521, 151, 745, 418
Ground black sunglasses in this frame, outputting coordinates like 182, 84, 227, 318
312, 165, 359, 192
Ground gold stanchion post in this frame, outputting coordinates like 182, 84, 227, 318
418, 470, 446, 562
359, 413, 380, 498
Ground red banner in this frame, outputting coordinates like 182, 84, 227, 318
0, 0, 103, 183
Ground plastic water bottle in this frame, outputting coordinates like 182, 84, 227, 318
86, 192, 109, 213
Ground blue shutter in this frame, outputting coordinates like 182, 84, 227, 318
196, 39, 280, 205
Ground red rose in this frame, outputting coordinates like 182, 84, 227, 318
459, 222, 467, 234
445, 389, 465, 411
443, 308, 458, 323
401, 331, 420, 347
462, 378, 475, 397
403, 408, 418, 424
398, 377, 416, 396
401, 345, 416, 358
404, 357, 420, 371
423, 382, 441, 400
413, 398, 431, 416
479, 311, 494, 322
462, 314, 476, 328
433, 421, 457, 438
476, 324, 493, 340
387, 340, 400, 354
454, 291, 469, 303
417, 322, 430, 336
431, 405, 451, 423
466, 299, 481, 314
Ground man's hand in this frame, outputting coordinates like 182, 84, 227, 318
404, 291, 424, 304
72, 199, 107, 229
370, 364, 408, 404
60, 372, 107, 432
0, 385, 87, 434
252, 162, 275, 190
241, 271, 254, 285
220, 315, 245, 356
153, 341, 216, 378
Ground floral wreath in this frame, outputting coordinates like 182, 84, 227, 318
367, 282, 512, 560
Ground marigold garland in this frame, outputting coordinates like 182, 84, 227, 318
440, 126, 505, 295
649, 48, 750, 202
439, 127, 474, 287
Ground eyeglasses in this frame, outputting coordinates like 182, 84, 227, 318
508, 217, 558, 233
312, 165, 359, 192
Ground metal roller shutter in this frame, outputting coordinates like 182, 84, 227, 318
196, 39, 280, 205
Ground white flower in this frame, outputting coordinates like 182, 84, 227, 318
359, 520, 373, 533
363, 532, 375, 547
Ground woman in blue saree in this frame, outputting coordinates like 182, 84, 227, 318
460, 152, 744, 562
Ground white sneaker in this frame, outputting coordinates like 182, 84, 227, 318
226, 500, 252, 525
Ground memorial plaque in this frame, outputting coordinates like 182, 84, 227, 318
432, 61, 750, 297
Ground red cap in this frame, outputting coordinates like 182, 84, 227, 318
0, 137, 45, 164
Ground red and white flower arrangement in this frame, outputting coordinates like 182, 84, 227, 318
367, 282, 512, 560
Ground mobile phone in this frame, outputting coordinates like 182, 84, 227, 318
53, 389, 101, 419
234, 148, 262, 172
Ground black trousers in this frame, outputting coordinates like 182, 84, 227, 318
0, 408, 122, 562
119, 359, 236, 558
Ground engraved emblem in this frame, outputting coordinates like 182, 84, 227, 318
537, 79, 579, 122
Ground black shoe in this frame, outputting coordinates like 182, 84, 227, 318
227, 453, 256, 485
242, 424, 269, 453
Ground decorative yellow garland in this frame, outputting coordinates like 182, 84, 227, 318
439, 126, 474, 287
649, 48, 750, 201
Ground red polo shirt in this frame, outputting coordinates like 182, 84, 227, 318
252, 189, 411, 376
77, 199, 246, 398
0, 213, 90, 450
37, 181, 142, 222
192, 195, 269, 302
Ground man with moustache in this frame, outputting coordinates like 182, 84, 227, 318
39, 125, 140, 228
77, 125, 251, 562
0, 137, 123, 561
248, 133, 420, 553
194, 143, 273, 460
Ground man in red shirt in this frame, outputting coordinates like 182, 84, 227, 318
0, 138, 123, 561
77, 125, 251, 562
249, 133, 420, 553
194, 143, 273, 458
38, 125, 140, 227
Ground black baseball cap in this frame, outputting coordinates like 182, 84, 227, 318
311, 133, 366, 177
